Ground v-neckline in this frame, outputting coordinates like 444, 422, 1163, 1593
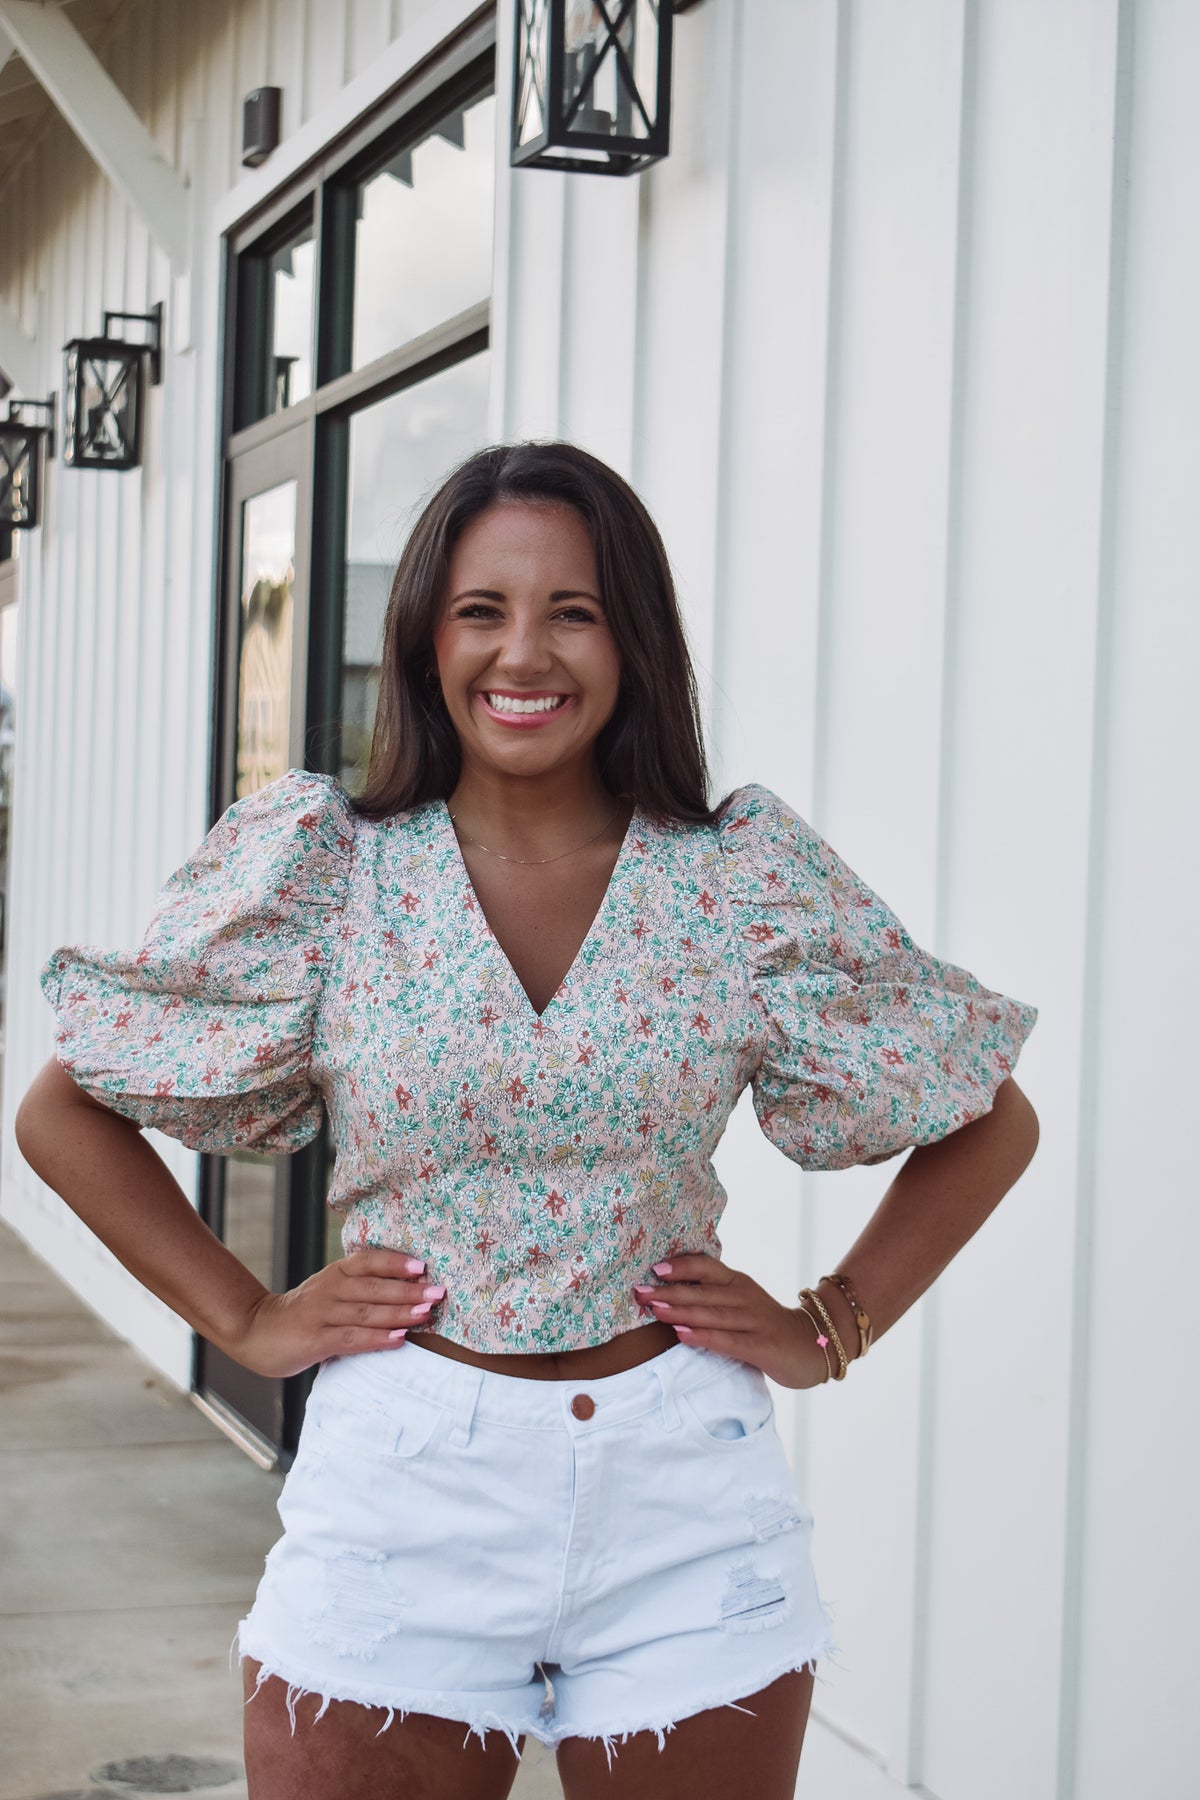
433, 797, 643, 1025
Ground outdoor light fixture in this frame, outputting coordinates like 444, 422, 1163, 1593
0, 397, 55, 531
62, 303, 163, 471
512, 0, 681, 175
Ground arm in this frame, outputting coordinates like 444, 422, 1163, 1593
15, 1057, 442, 1379
632, 1077, 1039, 1387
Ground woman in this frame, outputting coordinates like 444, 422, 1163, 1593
17, 442, 1038, 1800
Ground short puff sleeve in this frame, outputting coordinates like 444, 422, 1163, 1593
40, 770, 354, 1153
726, 784, 1037, 1171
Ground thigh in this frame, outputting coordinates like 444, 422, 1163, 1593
555, 1668, 814, 1800
242, 1659, 526, 1800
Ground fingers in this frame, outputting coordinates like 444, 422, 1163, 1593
335, 1272, 443, 1307
342, 1248, 428, 1278
321, 1325, 429, 1357
668, 1325, 749, 1359
647, 1253, 734, 1286
638, 1294, 753, 1331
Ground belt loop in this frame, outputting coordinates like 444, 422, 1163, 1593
449, 1367, 484, 1448
652, 1357, 681, 1432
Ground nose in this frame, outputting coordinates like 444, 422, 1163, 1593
494, 614, 553, 680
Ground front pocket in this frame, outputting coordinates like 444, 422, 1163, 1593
301, 1359, 446, 1464
678, 1365, 776, 1448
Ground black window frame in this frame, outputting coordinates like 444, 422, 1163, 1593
199, 9, 496, 1464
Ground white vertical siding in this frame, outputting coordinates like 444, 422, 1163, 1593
1, 0, 1195, 1792
498, 2, 1193, 1795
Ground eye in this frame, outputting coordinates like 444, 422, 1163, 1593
553, 606, 600, 624
452, 602, 502, 620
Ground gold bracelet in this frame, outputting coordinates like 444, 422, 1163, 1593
798, 1287, 849, 1380
795, 1301, 832, 1383
819, 1270, 873, 1360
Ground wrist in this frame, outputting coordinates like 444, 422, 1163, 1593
790, 1304, 832, 1387
815, 1276, 863, 1361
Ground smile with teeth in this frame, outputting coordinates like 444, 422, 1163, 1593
483, 693, 569, 714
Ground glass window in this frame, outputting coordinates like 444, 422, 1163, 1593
236, 482, 297, 798
339, 350, 491, 792
352, 92, 495, 369
235, 214, 315, 428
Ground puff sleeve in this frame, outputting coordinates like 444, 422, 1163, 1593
39, 770, 354, 1154
726, 785, 1037, 1171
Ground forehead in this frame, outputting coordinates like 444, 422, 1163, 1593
448, 500, 597, 579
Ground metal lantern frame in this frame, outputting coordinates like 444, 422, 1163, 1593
62, 302, 164, 471
512, 0, 676, 176
0, 396, 56, 531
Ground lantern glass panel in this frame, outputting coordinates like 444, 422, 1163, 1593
64, 344, 142, 468
352, 92, 495, 369
515, 0, 549, 148
0, 427, 39, 529
562, 0, 661, 144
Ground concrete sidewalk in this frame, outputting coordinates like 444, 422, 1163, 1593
0, 1219, 562, 1800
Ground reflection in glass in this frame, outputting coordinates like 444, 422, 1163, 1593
339, 352, 490, 794
353, 93, 495, 369
269, 230, 314, 409
237, 482, 297, 798
224, 1152, 277, 1289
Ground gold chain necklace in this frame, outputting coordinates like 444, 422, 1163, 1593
449, 805, 624, 866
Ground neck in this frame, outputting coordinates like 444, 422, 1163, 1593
448, 762, 623, 854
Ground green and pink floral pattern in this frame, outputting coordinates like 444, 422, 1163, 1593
42, 771, 1036, 1353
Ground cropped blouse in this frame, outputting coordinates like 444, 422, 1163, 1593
41, 770, 1037, 1354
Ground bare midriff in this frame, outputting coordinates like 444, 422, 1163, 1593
408, 1320, 679, 1380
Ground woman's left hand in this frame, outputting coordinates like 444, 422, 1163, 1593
632, 1254, 828, 1390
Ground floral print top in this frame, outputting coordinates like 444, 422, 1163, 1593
41, 770, 1037, 1354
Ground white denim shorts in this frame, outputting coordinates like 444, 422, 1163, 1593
237, 1338, 838, 1758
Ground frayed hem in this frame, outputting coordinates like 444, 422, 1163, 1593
542, 1629, 843, 1766
237, 1636, 529, 1758
235, 1623, 843, 1766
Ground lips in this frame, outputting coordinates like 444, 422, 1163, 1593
473, 691, 576, 729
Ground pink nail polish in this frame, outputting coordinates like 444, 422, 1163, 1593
674, 1325, 696, 1338
422, 1285, 446, 1300
403, 1258, 426, 1273
387, 1329, 407, 1342
653, 1261, 673, 1276
411, 1301, 433, 1317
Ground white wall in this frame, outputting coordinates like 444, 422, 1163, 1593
2, 0, 1196, 1793
491, 2, 1192, 1796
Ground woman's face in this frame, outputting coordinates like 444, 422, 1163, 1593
431, 500, 622, 786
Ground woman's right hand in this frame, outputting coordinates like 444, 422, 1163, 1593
225, 1250, 445, 1379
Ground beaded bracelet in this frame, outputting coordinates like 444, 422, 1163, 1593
795, 1300, 833, 1383
819, 1270, 873, 1361
797, 1286, 849, 1380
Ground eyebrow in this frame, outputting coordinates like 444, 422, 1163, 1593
448, 588, 604, 606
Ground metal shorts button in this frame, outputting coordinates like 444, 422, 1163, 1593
570, 1393, 596, 1421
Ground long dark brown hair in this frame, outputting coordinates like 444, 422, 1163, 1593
350, 440, 725, 825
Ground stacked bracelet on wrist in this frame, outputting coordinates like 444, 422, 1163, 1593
819, 1270, 874, 1361
796, 1272, 875, 1382
795, 1300, 833, 1383
797, 1287, 849, 1380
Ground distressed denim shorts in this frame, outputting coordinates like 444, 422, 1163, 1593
237, 1339, 838, 1757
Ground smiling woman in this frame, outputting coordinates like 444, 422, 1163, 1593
21, 439, 1038, 1800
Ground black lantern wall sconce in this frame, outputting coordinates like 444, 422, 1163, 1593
0, 397, 56, 531
513, 0, 705, 176
62, 302, 163, 471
